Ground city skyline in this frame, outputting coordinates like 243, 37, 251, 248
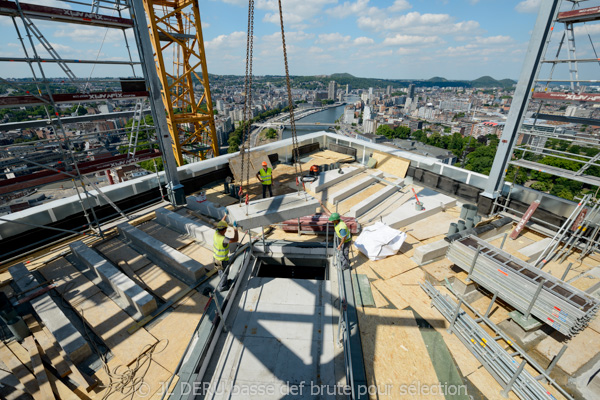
1, 1, 598, 81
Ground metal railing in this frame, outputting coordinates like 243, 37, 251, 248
334, 234, 368, 400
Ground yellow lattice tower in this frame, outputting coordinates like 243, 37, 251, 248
143, 0, 219, 165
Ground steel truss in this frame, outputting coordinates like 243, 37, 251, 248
141, 0, 219, 165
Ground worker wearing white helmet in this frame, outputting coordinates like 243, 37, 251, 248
213, 215, 239, 291
256, 161, 273, 198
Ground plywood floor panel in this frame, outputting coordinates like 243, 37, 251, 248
138, 221, 192, 250
147, 292, 209, 373
38, 258, 101, 307
135, 264, 190, 303
358, 308, 440, 399
76, 292, 157, 366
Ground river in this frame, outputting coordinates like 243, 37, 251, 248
281, 95, 359, 139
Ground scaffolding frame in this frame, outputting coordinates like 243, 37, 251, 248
0, 0, 184, 238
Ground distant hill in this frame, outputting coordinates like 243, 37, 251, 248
330, 73, 355, 79
499, 78, 517, 88
427, 76, 448, 82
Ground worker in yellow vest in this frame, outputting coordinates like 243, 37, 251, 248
320, 201, 352, 270
213, 215, 239, 291
256, 161, 273, 198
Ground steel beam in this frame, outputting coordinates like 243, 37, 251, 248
130, 0, 184, 205
482, 0, 561, 199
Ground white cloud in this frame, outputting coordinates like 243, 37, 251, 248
474, 35, 513, 45
357, 11, 480, 35
37, 0, 71, 7
388, 0, 411, 13
382, 34, 440, 46
54, 28, 126, 44
260, 0, 336, 26
316, 32, 351, 44
204, 31, 247, 50
327, 0, 370, 18
353, 36, 374, 45
396, 48, 419, 55
515, 0, 541, 13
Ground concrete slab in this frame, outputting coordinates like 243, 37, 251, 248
69, 241, 157, 317
308, 166, 363, 193
117, 223, 206, 284
205, 277, 336, 400
186, 196, 227, 220
509, 310, 543, 331
348, 178, 404, 218
412, 239, 449, 266
328, 171, 383, 205
518, 237, 552, 262
226, 193, 319, 231
8, 263, 92, 365
155, 207, 214, 248
385, 188, 457, 229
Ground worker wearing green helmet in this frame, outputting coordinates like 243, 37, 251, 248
213, 214, 239, 291
320, 201, 352, 270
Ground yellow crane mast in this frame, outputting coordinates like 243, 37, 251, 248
142, 0, 219, 165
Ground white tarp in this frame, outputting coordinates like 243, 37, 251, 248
354, 222, 407, 261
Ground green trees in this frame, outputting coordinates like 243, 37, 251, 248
264, 128, 277, 139
376, 125, 393, 138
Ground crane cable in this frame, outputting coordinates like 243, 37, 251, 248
277, 0, 303, 185
240, 0, 255, 205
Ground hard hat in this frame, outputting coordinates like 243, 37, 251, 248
262, 161, 268, 166
328, 212, 340, 221
216, 221, 228, 230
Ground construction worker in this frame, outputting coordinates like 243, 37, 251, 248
213, 215, 239, 291
256, 161, 273, 198
320, 201, 352, 270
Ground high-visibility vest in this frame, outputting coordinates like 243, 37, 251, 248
335, 220, 351, 243
213, 231, 229, 261
259, 167, 272, 185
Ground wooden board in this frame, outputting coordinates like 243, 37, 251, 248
309, 149, 354, 163
135, 264, 190, 303
337, 182, 386, 215
6, 340, 32, 373
23, 337, 53, 400
75, 292, 158, 366
179, 244, 215, 265
371, 280, 409, 310
354, 251, 418, 281
47, 369, 80, 400
466, 367, 519, 400
422, 258, 456, 283
0, 342, 37, 398
404, 211, 457, 241
137, 221, 192, 250
95, 239, 151, 272
371, 151, 410, 178
535, 328, 600, 376
38, 259, 100, 307
358, 308, 440, 399
41, 327, 95, 393
24, 315, 71, 378
147, 292, 209, 373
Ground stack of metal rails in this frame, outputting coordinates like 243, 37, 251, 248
421, 281, 574, 400
447, 235, 599, 336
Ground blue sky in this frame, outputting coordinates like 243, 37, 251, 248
1, 0, 596, 81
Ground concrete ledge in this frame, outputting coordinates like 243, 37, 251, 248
155, 208, 214, 248
117, 223, 206, 284
69, 241, 157, 317
9, 263, 92, 364
328, 171, 383, 205
348, 178, 404, 218
412, 240, 450, 265
308, 167, 363, 193
386, 188, 456, 229
226, 193, 319, 231
518, 237, 552, 262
